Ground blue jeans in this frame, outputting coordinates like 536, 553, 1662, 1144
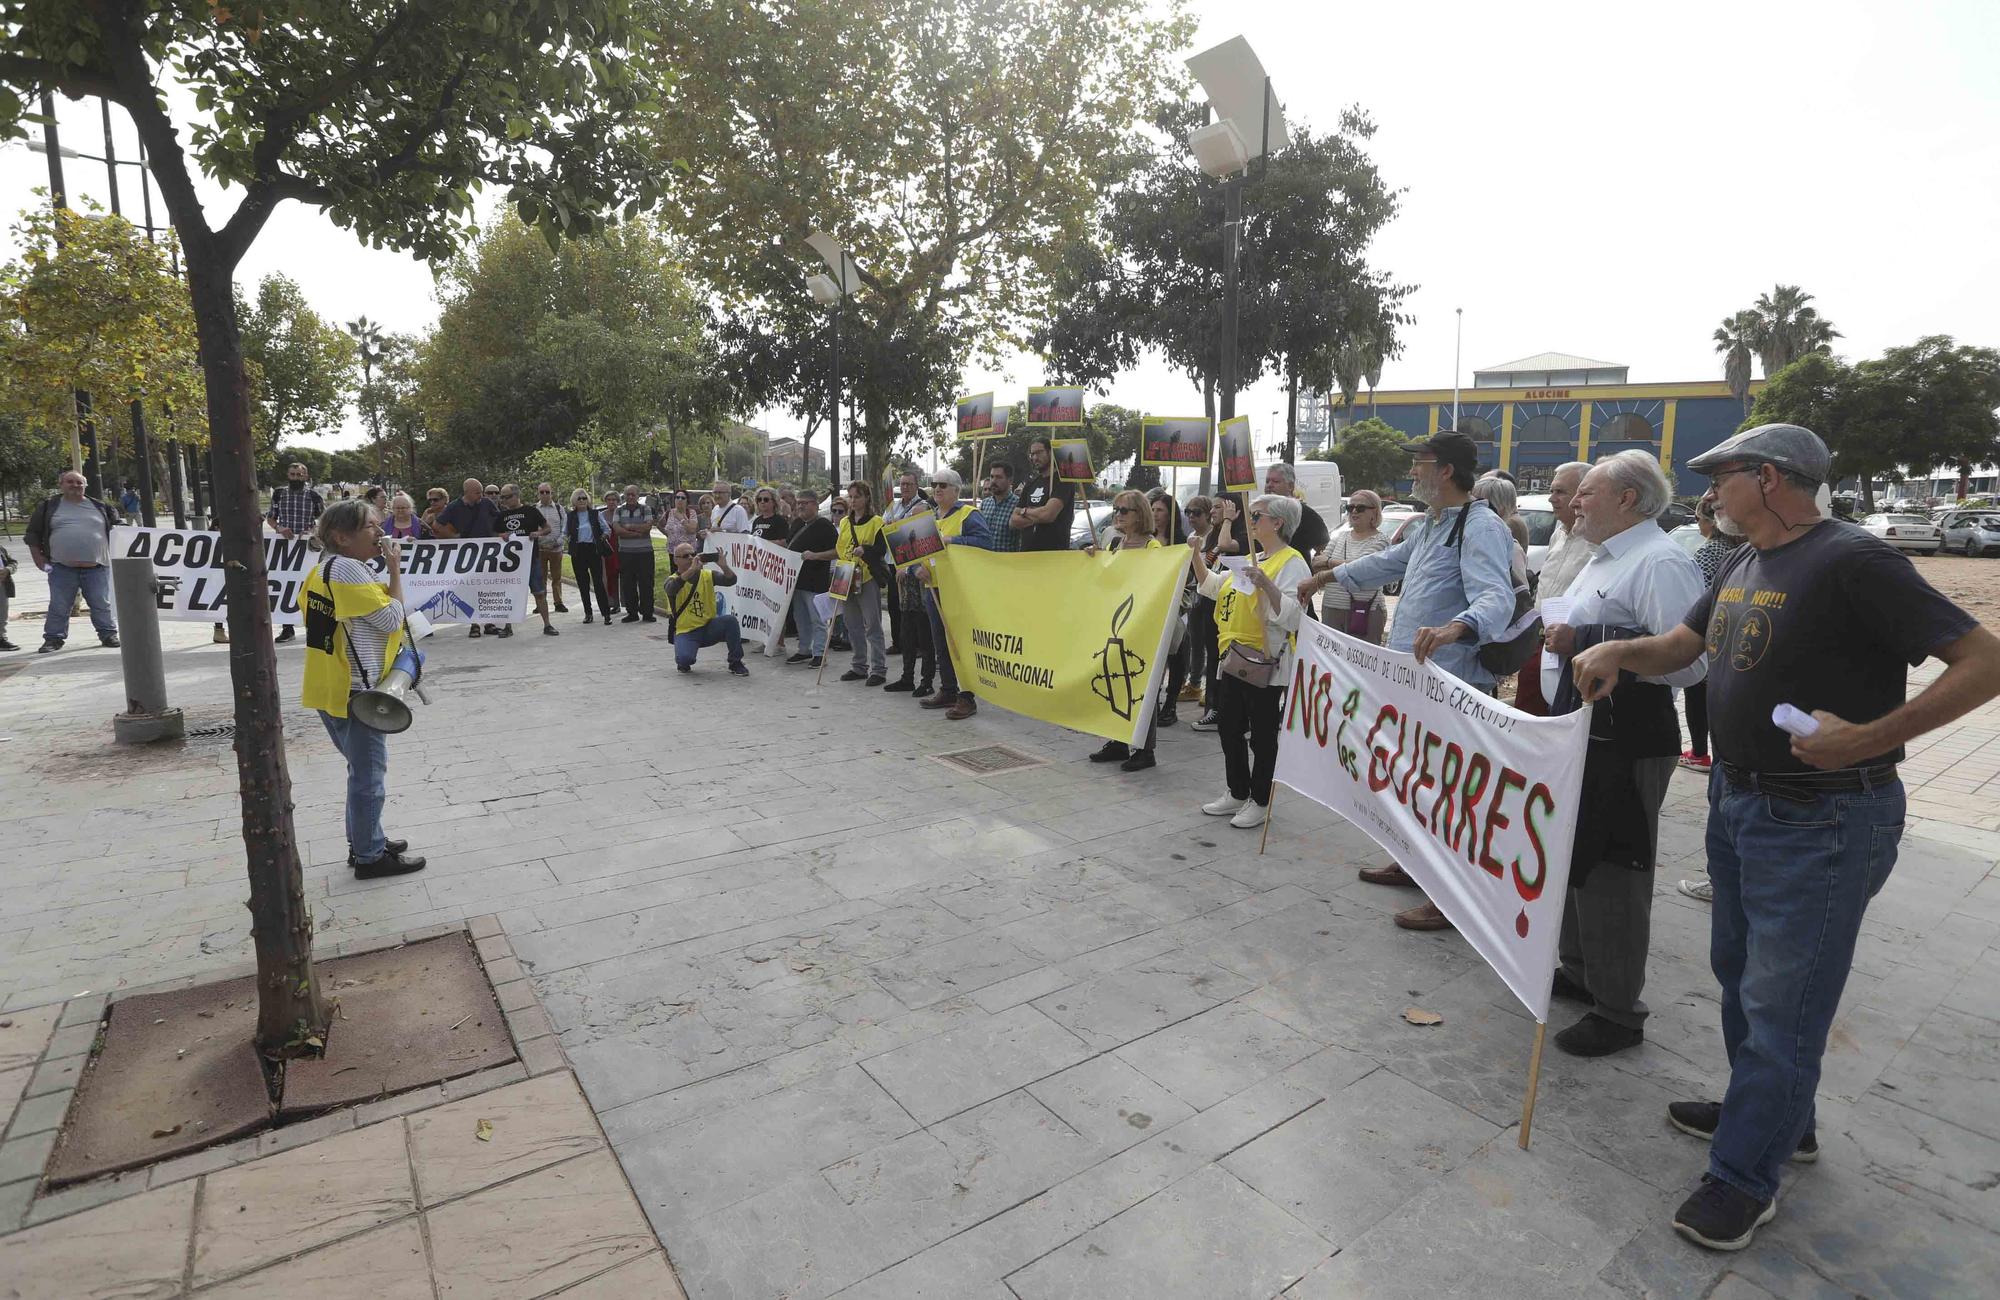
675, 615, 743, 669
44, 563, 117, 643
790, 586, 826, 656
1705, 769, 1903, 1202
319, 711, 389, 861
925, 588, 961, 698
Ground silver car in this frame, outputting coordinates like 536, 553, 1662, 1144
1939, 510, 2000, 556
1860, 513, 1944, 555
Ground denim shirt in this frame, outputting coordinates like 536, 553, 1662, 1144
1333, 501, 1518, 688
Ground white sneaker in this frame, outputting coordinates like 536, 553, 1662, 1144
1230, 801, 1268, 829
1677, 879, 1713, 903
1202, 793, 1247, 817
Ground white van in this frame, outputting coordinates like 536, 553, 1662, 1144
1167, 461, 1344, 513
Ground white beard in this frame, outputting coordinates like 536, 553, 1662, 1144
1410, 477, 1436, 508
1714, 508, 1745, 538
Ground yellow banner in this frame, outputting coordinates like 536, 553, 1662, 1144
932, 546, 1191, 747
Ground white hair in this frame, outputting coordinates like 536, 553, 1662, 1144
1471, 475, 1517, 518
1265, 462, 1297, 486
1553, 460, 1592, 486
1595, 449, 1673, 520
930, 467, 963, 490
1250, 493, 1302, 541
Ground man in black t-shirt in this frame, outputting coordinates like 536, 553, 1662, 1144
1012, 437, 1076, 551
434, 477, 503, 635
784, 493, 840, 666
493, 484, 555, 638
1571, 424, 2000, 1254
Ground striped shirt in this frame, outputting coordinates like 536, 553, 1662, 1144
328, 557, 405, 692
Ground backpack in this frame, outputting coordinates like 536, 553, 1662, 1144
1444, 501, 1542, 677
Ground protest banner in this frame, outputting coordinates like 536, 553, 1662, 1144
1052, 438, 1095, 484
1141, 416, 1212, 467
111, 526, 530, 627
1218, 415, 1256, 492
956, 391, 996, 438
705, 530, 803, 655
932, 547, 1189, 747
1271, 615, 1589, 1144
1027, 385, 1085, 427
887, 509, 944, 570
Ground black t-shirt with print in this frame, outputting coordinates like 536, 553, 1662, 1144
1682, 521, 1977, 773
751, 514, 792, 544
789, 516, 839, 592
494, 503, 547, 538
1019, 476, 1075, 551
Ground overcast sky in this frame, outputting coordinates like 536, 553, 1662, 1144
5, 0, 1995, 457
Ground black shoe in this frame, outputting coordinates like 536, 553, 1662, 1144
809, 656, 823, 669
352, 850, 426, 879
484, 625, 500, 635
554, 602, 568, 612
584, 613, 594, 624
1156, 708, 1179, 728
543, 624, 559, 636
37, 640, 61, 654
1666, 1101, 1818, 1163
348, 838, 409, 866
606, 606, 620, 616
914, 681, 933, 697
1120, 750, 1157, 772
1190, 710, 1219, 732
468, 625, 482, 638
730, 662, 750, 676
840, 669, 867, 682
498, 625, 514, 638
677, 664, 692, 674
1672, 1175, 1775, 1252
276, 626, 296, 643
621, 614, 640, 623
883, 677, 916, 693
786, 653, 813, 665
1554, 1012, 1643, 1057
866, 674, 886, 687
100, 633, 120, 648
641, 615, 657, 623
0, 638, 16, 652
1551, 969, 1594, 1005
1089, 741, 1130, 763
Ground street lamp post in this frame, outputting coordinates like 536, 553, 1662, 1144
1453, 307, 1463, 432
805, 231, 863, 493
32, 93, 103, 501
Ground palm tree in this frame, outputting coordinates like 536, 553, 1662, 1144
1714, 310, 1758, 417
345, 315, 386, 483
1749, 284, 1841, 377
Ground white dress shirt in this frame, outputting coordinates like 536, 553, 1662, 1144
1538, 520, 1599, 602
711, 501, 750, 534
1542, 518, 1708, 702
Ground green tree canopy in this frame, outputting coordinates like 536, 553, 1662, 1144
1312, 415, 1408, 492
236, 273, 355, 457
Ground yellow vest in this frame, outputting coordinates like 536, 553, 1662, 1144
300, 557, 405, 718
837, 514, 887, 584
668, 566, 719, 627
935, 502, 976, 540
1215, 546, 1300, 655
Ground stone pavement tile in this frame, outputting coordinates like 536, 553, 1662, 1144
426, 1149, 657, 1298
618, 1063, 919, 1226
664, 1167, 899, 1300
1114, 1001, 1319, 1111
1096, 864, 1257, 924
510, 875, 850, 977
1862, 838, 1995, 936
972, 965, 1074, 1015
192, 1118, 415, 1286
1221, 1066, 1499, 1246
1870, 1004, 2000, 1139
539, 828, 753, 887
1026, 1053, 1197, 1152
0, 1066, 31, 1133
860, 1004, 1093, 1125
1528, 1042, 1729, 1195
550, 1250, 686, 1298
1823, 1090, 2000, 1235
408, 1071, 604, 1206
1285, 1132, 1672, 1300
1006, 1163, 1331, 1300
1032, 951, 1253, 1052
865, 930, 1044, 1010
1239, 920, 1482, 1049
198, 1216, 433, 1300
0, 1177, 194, 1300
0, 1002, 64, 1073
991, 895, 1165, 964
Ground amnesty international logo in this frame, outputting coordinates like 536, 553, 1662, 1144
1090, 595, 1150, 721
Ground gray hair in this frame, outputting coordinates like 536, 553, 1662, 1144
313, 498, 376, 550
930, 467, 963, 490
1553, 460, 1592, 486
1250, 493, 1302, 541
1265, 462, 1297, 487
1471, 475, 1517, 518
1595, 449, 1673, 520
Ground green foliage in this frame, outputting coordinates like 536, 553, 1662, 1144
1314, 416, 1408, 492
237, 274, 356, 454
1728, 284, 1840, 380
270, 444, 331, 487
0, 412, 64, 504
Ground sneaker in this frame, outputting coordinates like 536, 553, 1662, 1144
37, 639, 61, 654
469, 625, 482, 638
1190, 710, 1220, 732
99, 633, 120, 648
1178, 682, 1202, 702
1230, 801, 1268, 830
809, 655, 823, 669
883, 677, 916, 693
498, 625, 514, 638
840, 669, 867, 682
276, 626, 296, 643
1089, 741, 1130, 763
484, 624, 500, 635
1678, 879, 1714, 903
1203, 792, 1247, 816
212, 625, 230, 644
0, 638, 16, 652
584, 613, 595, 624
622, 614, 641, 624
866, 674, 887, 687
729, 662, 750, 676
347, 838, 409, 866
1672, 1175, 1776, 1252
1553, 1012, 1644, 1057
554, 602, 568, 612
641, 615, 657, 623
676, 664, 692, 674
543, 624, 559, 636
1156, 708, 1179, 728
352, 850, 427, 880
1665, 1101, 1818, 1162
786, 652, 813, 665
1679, 750, 1712, 772
1120, 750, 1157, 772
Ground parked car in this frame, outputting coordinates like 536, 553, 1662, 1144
1860, 513, 1944, 555
1515, 494, 1558, 575
1667, 524, 1706, 558
1659, 501, 1697, 532
1938, 510, 2000, 556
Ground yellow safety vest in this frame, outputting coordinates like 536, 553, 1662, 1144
1215, 546, 1300, 655
668, 566, 719, 628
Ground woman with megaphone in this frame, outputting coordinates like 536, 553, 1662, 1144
300, 499, 426, 879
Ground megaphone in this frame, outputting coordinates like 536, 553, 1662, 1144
351, 643, 431, 734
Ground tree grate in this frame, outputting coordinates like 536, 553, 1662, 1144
185, 722, 237, 741
930, 744, 1044, 776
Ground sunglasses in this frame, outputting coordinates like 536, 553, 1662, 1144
1249, 511, 1267, 522
1345, 503, 1376, 513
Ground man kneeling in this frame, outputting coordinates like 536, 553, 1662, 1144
665, 543, 748, 675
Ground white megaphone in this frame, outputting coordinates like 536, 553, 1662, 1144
351, 642, 432, 734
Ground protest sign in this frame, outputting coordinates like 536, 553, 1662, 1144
1053, 438, 1095, 484
1141, 417, 1211, 467
827, 560, 857, 602
1272, 615, 1589, 1022
110, 526, 530, 627
705, 530, 803, 655
1027, 385, 1085, 426
956, 392, 996, 438
933, 547, 1189, 747
1218, 415, 1256, 492
887, 510, 944, 571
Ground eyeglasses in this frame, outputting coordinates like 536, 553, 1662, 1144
1114, 506, 1138, 515
1249, 511, 1267, 522
930, 482, 951, 490
1708, 465, 1763, 486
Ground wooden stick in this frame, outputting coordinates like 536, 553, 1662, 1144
816, 614, 834, 688
1517, 1020, 1549, 1149
1258, 785, 1274, 855
972, 438, 985, 489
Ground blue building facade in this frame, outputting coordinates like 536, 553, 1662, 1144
1349, 379, 1762, 496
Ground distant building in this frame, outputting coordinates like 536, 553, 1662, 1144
766, 436, 826, 479
1473, 351, 1629, 389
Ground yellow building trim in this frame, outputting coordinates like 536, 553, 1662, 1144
1660, 399, 1678, 471
1427, 404, 1439, 436
1362, 379, 1765, 405
1578, 401, 1592, 460
1499, 404, 1514, 471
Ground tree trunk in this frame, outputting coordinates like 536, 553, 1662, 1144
1198, 374, 1215, 495
1284, 358, 1298, 465
182, 235, 328, 1057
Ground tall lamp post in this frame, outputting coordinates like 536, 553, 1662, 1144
1453, 306, 1463, 432
1186, 37, 1287, 495
804, 231, 862, 492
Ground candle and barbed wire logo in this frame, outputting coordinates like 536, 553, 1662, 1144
1090, 595, 1149, 722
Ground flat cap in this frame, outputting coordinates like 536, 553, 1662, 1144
1686, 423, 1831, 483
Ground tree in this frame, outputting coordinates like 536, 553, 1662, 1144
1713, 309, 1757, 417
1312, 415, 1408, 492
344, 315, 386, 482
1745, 284, 1840, 377
237, 273, 355, 460
268, 443, 330, 488
2, 0, 660, 1056
647, 0, 1191, 483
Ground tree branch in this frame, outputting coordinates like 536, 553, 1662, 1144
251, 2, 418, 178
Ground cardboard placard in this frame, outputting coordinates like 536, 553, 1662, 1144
1027, 385, 1086, 427
1141, 416, 1212, 467
1219, 415, 1256, 493
1053, 438, 1096, 484
956, 392, 996, 438
887, 509, 945, 570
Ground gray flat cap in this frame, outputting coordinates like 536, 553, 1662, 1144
1686, 423, 1831, 483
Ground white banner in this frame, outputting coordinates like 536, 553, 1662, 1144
1273, 616, 1589, 1021
110, 527, 531, 627
705, 530, 802, 656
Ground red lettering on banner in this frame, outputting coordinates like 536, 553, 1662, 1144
1480, 767, 1529, 880
1457, 753, 1491, 861
1413, 733, 1442, 809
1517, 783, 1555, 901
1429, 742, 1464, 840
1366, 705, 1400, 792
1393, 721, 1424, 804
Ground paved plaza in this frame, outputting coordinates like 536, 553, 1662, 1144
3, 569, 1999, 1298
